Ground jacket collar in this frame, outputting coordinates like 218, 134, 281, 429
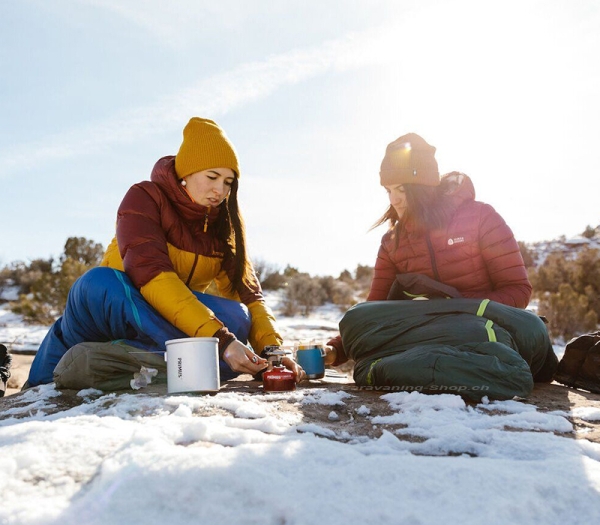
150, 156, 222, 225
400, 173, 476, 235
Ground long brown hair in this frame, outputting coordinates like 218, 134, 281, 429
214, 177, 256, 293
372, 181, 456, 240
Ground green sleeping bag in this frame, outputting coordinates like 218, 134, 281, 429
340, 298, 557, 401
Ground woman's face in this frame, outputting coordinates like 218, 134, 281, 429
385, 183, 407, 219
182, 168, 235, 207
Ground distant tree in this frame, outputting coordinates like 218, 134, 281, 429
0, 265, 7, 299
338, 269, 353, 283
582, 225, 597, 239
261, 272, 287, 290
518, 241, 536, 268
353, 264, 374, 299
318, 276, 356, 310
538, 284, 598, 341
252, 258, 272, 282
253, 259, 286, 290
355, 264, 374, 283
27, 258, 54, 274
281, 274, 327, 316
529, 246, 600, 339
318, 276, 337, 302
62, 237, 104, 266
10, 237, 104, 324
1, 258, 54, 295
283, 265, 300, 278
329, 280, 356, 310
529, 252, 574, 294
572, 248, 600, 316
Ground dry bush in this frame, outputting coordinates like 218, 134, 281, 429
282, 274, 327, 316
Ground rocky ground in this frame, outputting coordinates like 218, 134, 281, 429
3, 353, 600, 444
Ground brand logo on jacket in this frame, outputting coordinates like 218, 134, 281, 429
448, 237, 465, 246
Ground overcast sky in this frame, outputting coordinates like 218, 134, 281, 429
1, 0, 599, 276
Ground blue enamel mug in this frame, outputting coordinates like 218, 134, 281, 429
296, 343, 326, 379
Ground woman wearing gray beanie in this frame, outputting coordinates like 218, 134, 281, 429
324, 133, 557, 400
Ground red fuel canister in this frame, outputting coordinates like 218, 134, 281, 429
262, 346, 296, 392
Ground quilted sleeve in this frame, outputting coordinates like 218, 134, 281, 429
247, 301, 283, 353
465, 204, 532, 308
117, 183, 173, 289
368, 234, 398, 300
213, 267, 282, 353
117, 184, 224, 337
140, 271, 224, 337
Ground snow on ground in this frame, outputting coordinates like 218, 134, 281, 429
0, 307, 48, 353
263, 290, 342, 345
0, 286, 49, 352
2, 385, 600, 525
1, 294, 600, 524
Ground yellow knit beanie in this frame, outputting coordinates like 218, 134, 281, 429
175, 118, 240, 179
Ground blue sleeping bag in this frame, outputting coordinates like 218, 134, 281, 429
27, 267, 251, 386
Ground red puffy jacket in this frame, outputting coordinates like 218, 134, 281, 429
328, 173, 531, 365
369, 175, 531, 306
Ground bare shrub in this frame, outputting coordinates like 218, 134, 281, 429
9, 237, 103, 325
282, 274, 327, 316
538, 283, 598, 341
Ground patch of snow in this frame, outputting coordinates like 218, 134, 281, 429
572, 407, 600, 422
301, 389, 352, 406
2, 294, 600, 524
356, 405, 371, 416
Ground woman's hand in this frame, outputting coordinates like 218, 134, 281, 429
281, 356, 307, 383
222, 340, 268, 375
323, 345, 337, 366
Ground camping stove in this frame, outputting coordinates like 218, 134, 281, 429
262, 346, 296, 392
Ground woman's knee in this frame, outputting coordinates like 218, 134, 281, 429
225, 302, 252, 336
70, 267, 123, 299
194, 292, 251, 340
71, 267, 114, 292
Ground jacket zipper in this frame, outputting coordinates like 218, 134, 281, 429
186, 253, 199, 287
425, 233, 441, 281
203, 207, 210, 233
187, 206, 210, 286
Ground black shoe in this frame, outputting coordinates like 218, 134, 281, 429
0, 344, 12, 398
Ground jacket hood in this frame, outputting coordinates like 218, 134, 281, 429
393, 172, 476, 236
150, 156, 221, 225
440, 171, 476, 207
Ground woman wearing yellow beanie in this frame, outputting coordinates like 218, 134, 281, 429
27, 118, 304, 388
